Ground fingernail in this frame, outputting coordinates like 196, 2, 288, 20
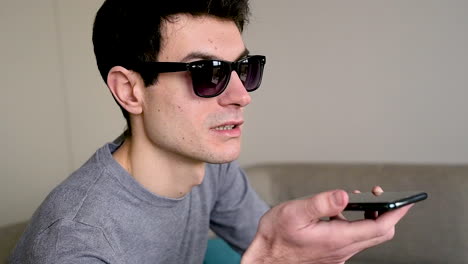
333, 191, 345, 206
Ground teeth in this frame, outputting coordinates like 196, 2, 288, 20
214, 125, 235, 131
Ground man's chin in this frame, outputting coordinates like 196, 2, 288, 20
204, 149, 241, 164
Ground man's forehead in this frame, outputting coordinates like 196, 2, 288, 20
158, 14, 246, 62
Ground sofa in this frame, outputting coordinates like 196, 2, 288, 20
1, 162, 467, 263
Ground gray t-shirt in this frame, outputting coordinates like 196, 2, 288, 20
10, 142, 269, 264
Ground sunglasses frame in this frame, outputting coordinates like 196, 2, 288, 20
133, 55, 266, 98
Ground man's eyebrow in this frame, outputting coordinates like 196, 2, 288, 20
180, 49, 250, 62
236, 49, 250, 60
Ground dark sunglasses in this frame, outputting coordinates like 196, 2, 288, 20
134, 55, 266, 98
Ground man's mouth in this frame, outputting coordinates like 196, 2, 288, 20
211, 120, 243, 133
214, 125, 237, 131
210, 121, 243, 137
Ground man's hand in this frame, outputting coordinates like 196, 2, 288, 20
241, 189, 412, 264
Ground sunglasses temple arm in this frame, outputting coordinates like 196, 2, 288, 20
134, 62, 189, 73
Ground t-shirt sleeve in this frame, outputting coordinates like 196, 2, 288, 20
208, 162, 270, 254
16, 219, 118, 264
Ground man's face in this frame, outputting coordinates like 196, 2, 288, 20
139, 15, 251, 164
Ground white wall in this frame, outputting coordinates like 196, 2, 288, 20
2, 0, 468, 226
240, 0, 468, 166
1, 0, 121, 226
2, 0, 73, 227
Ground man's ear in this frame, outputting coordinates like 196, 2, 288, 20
107, 66, 143, 115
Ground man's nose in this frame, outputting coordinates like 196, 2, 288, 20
217, 71, 251, 107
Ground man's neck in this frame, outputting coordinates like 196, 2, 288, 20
112, 137, 206, 198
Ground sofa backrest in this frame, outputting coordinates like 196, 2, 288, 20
245, 163, 468, 264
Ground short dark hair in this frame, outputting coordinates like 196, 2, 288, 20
92, 0, 251, 136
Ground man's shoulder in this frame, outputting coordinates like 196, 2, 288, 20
9, 145, 123, 262
19, 144, 117, 241
9, 218, 114, 263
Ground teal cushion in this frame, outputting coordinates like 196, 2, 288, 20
203, 238, 241, 264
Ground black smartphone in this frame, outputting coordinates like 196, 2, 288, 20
344, 191, 428, 212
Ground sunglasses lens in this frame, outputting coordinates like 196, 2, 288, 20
190, 61, 229, 97
189, 56, 265, 97
238, 57, 264, 92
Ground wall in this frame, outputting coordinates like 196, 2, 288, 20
1, 0, 121, 226
2, 0, 468, 226
240, 0, 468, 166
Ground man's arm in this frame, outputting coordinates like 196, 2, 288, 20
241, 190, 412, 264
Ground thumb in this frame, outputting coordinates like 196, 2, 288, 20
287, 190, 348, 227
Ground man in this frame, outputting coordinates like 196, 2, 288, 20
10, 0, 412, 263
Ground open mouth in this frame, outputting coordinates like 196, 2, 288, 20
213, 125, 237, 131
